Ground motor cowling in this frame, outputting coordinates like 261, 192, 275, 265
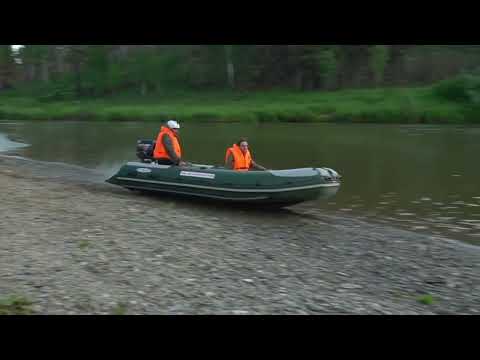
136, 140, 155, 163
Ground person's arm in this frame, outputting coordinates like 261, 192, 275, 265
162, 134, 181, 165
251, 161, 267, 171
250, 151, 267, 171
226, 152, 235, 170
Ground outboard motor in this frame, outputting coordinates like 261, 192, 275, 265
136, 140, 155, 163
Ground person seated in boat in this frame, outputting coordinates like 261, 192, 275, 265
153, 120, 187, 166
225, 139, 267, 171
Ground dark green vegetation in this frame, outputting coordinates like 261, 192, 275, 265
1, 45, 480, 123
0, 296, 33, 315
417, 295, 436, 306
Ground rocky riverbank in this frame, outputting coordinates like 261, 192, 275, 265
1, 155, 479, 315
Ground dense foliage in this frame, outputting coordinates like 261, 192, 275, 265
2, 45, 480, 98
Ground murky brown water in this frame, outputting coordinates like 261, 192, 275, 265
1, 120, 480, 245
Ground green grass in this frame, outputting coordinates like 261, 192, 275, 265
111, 303, 127, 316
78, 240, 90, 250
417, 295, 436, 306
1, 86, 479, 124
0, 296, 34, 315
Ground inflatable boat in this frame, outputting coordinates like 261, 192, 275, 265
106, 140, 342, 207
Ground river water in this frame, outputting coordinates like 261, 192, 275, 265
1, 120, 480, 245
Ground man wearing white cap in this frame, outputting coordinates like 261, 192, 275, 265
153, 120, 186, 166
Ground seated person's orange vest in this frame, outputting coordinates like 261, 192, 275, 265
154, 127, 182, 161
225, 144, 252, 171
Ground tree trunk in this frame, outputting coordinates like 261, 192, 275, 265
294, 71, 303, 91
41, 60, 49, 83
27, 64, 36, 82
0, 45, 15, 88
73, 61, 82, 96
141, 81, 148, 96
225, 45, 235, 89
56, 46, 67, 74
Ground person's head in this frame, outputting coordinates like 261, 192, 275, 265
167, 120, 181, 134
236, 138, 249, 154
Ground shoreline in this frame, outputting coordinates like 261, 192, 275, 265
1, 155, 479, 315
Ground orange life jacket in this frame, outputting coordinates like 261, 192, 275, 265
154, 127, 182, 160
225, 144, 252, 171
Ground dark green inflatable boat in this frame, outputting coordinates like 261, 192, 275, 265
107, 162, 341, 208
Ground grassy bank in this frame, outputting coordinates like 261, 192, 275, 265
0, 86, 478, 124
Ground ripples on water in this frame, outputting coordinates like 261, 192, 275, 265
306, 193, 480, 245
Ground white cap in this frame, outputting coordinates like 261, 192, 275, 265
167, 120, 180, 129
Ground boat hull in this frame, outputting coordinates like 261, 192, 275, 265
106, 162, 341, 207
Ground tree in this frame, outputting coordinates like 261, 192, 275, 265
8, 45, 480, 94
0, 45, 15, 90
384, 45, 413, 86
369, 45, 391, 86
17, 45, 39, 82
224, 45, 235, 89
315, 46, 338, 89
63, 45, 94, 96
337, 45, 373, 88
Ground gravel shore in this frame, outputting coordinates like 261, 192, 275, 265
1, 155, 479, 315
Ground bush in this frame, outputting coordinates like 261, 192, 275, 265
255, 111, 278, 122
0, 296, 33, 315
417, 295, 436, 306
433, 74, 480, 103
